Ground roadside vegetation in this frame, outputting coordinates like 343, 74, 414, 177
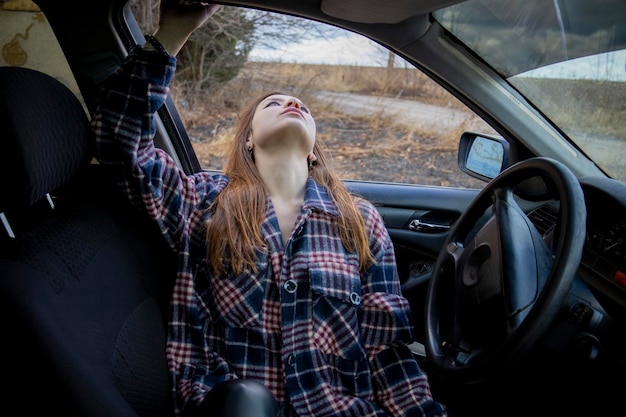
174, 61, 490, 187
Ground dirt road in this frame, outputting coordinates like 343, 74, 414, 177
314, 90, 474, 132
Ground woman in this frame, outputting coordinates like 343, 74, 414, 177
93, 2, 447, 417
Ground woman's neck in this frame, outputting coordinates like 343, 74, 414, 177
255, 154, 309, 201
256, 157, 308, 245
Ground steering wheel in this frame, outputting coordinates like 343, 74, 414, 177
424, 157, 586, 385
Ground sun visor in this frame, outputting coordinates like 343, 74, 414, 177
321, 0, 466, 24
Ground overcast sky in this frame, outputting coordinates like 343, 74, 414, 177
248, 32, 396, 67
519, 50, 626, 81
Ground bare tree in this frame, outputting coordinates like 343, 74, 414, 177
176, 7, 255, 93
129, 2, 334, 98
244, 9, 335, 52
130, 0, 159, 34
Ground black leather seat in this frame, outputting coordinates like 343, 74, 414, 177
0, 66, 177, 417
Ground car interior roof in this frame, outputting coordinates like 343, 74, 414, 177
219, 0, 465, 23
216, 0, 436, 42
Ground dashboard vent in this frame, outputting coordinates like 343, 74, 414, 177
528, 204, 558, 236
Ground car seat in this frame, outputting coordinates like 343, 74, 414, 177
0, 66, 177, 417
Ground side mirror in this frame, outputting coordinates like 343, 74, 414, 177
458, 132, 510, 181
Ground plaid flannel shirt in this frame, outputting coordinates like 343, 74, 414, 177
92, 45, 446, 417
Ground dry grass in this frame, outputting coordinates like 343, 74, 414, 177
175, 61, 468, 124
173, 62, 491, 187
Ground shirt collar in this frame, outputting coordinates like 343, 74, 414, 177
302, 177, 339, 216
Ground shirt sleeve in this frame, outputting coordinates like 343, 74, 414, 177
357, 201, 448, 417
91, 46, 225, 252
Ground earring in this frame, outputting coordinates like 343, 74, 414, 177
247, 142, 254, 162
307, 153, 317, 169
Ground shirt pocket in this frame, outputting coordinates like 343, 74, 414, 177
310, 265, 366, 360
359, 292, 415, 353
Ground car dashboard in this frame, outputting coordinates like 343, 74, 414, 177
527, 176, 626, 368
579, 180, 626, 307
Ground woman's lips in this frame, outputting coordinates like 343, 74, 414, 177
282, 108, 303, 117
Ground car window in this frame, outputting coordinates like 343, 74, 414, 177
135, 5, 493, 189
0, 1, 82, 104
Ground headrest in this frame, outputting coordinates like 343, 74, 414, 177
0, 66, 94, 212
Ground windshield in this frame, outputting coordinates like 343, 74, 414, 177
433, 0, 626, 181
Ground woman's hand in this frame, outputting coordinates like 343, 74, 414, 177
151, 1, 223, 56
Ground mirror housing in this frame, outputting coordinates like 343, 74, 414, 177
458, 132, 510, 181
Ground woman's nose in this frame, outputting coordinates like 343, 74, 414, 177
286, 98, 301, 109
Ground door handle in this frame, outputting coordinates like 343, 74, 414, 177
408, 218, 451, 233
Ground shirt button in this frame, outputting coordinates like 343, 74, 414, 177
284, 280, 298, 293
350, 292, 361, 305
286, 353, 296, 367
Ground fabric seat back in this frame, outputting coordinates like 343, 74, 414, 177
0, 66, 176, 417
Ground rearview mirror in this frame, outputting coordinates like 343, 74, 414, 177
458, 132, 509, 181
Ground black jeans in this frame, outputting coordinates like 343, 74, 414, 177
191, 379, 279, 417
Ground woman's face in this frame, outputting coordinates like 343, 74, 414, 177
249, 94, 316, 158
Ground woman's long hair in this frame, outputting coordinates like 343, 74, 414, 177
205, 92, 374, 275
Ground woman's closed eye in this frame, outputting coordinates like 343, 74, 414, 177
265, 99, 311, 115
